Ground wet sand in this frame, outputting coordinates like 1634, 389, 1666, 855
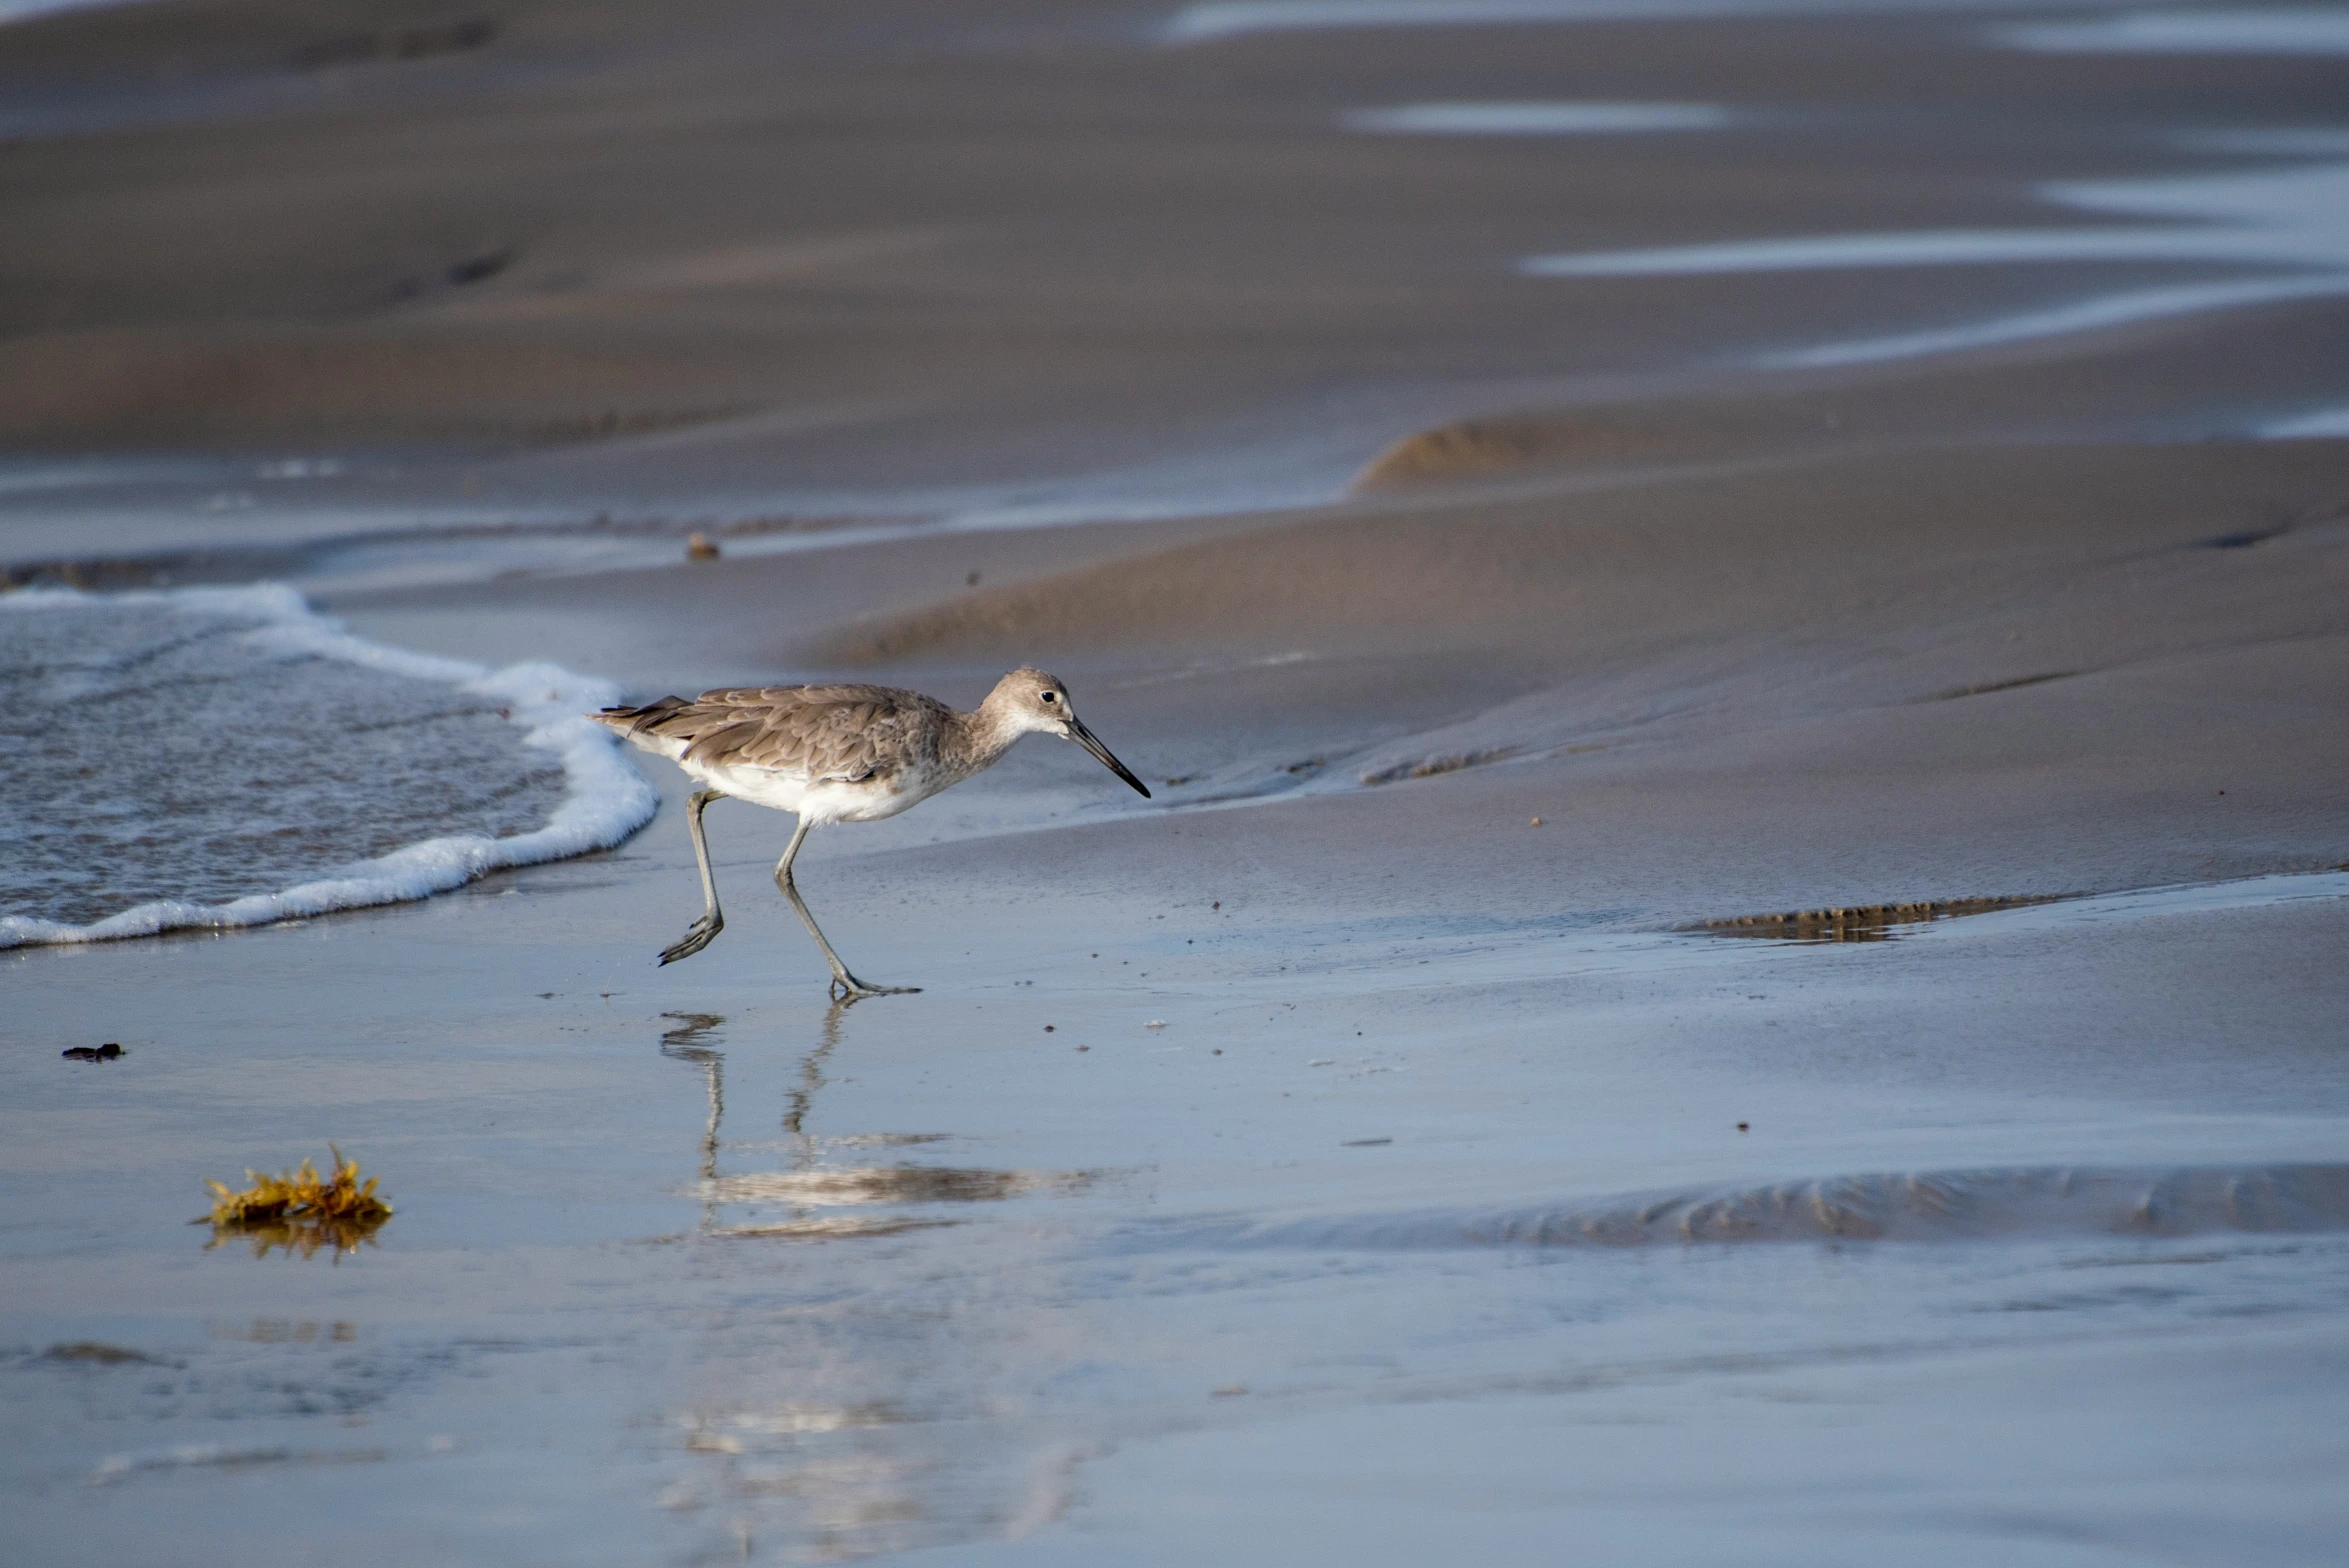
6, 0, 2349, 1562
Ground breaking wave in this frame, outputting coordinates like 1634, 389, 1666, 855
0, 584, 657, 947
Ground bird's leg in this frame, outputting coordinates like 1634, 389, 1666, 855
773, 816, 919, 1000
658, 789, 728, 965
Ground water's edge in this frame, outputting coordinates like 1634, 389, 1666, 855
0, 584, 657, 948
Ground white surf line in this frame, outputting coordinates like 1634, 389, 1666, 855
0, 457, 234, 496
1776, 272, 2349, 368
1999, 870, 2349, 931
1161, 0, 2137, 44
2000, 8, 2349, 57
1527, 161, 2349, 279
2184, 127, 2349, 158
1344, 102, 1735, 135
1522, 155, 2349, 366
0, 0, 139, 22
2262, 404, 2349, 438
0, 584, 658, 949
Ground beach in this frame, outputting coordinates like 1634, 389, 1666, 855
5, 0, 2348, 1562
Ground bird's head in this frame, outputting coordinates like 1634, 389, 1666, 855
987, 668, 1151, 798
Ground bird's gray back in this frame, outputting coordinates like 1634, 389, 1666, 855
648, 684, 954, 783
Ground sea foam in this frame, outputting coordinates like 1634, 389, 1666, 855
0, 584, 657, 948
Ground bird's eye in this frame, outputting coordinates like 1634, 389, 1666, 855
1041, 691, 1058, 704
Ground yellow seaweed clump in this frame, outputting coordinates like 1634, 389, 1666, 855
203, 1145, 393, 1259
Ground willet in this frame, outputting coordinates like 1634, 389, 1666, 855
593, 668, 1149, 999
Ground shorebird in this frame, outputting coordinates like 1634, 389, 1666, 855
593, 669, 1149, 999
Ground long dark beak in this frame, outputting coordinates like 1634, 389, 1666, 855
1067, 716, 1151, 798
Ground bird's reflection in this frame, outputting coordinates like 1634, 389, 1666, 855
781, 1005, 837, 1143
659, 1010, 727, 1181
660, 1006, 1093, 1244
651, 1003, 1106, 1561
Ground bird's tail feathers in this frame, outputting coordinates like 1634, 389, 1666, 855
589, 696, 693, 756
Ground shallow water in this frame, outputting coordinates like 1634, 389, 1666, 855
1161, 0, 2136, 44
1528, 160, 2349, 276
2264, 403, 2349, 438
0, 586, 655, 945
2000, 7, 2349, 57
1153, 1161, 2349, 1248
1523, 108, 2349, 365
1344, 100, 1734, 134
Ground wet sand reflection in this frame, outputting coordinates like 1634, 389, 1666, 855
652, 1007, 1108, 1559
658, 1007, 1094, 1241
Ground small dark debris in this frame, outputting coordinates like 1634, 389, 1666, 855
444, 249, 512, 287
62, 1043, 123, 1062
1212, 901, 1220, 910
1044, 1025, 1054, 1033
1921, 671, 2078, 703
388, 248, 514, 303
1342, 1138, 1392, 1148
1737, 1122, 1750, 1132
537, 992, 555, 1000
1074, 1044, 1089, 1052
966, 571, 982, 586
2200, 528, 2282, 550
1211, 1048, 1222, 1055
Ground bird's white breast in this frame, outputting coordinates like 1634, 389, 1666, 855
686, 757, 955, 824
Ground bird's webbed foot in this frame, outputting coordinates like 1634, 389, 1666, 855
658, 913, 724, 966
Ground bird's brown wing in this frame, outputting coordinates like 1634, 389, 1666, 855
606, 684, 950, 782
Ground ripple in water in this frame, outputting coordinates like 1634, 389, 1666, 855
1145, 1165, 2349, 1251
0, 585, 657, 945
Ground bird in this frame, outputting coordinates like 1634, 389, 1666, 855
591, 668, 1150, 999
